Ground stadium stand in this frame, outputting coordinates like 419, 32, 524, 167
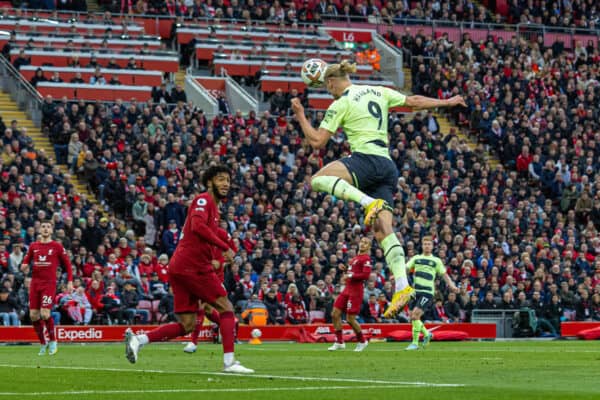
0, 4, 599, 334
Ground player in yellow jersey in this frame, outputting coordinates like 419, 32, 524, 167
291, 60, 465, 313
404, 236, 458, 350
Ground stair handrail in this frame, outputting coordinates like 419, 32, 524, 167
0, 55, 44, 127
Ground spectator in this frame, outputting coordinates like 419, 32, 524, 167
515, 146, 533, 178
241, 294, 269, 326
71, 286, 93, 325
30, 68, 48, 88
270, 88, 288, 114
575, 191, 593, 226
576, 290, 592, 321
170, 84, 187, 103
360, 293, 381, 323
478, 292, 498, 310
158, 286, 175, 322
13, 49, 30, 70
364, 41, 381, 71
9, 242, 24, 273
121, 281, 150, 324
432, 298, 450, 322
162, 219, 181, 257
132, 192, 148, 236
0, 287, 19, 326
500, 291, 516, 310
67, 133, 82, 174
591, 294, 600, 321
70, 72, 85, 84
286, 294, 308, 324
264, 288, 285, 324
443, 292, 462, 322
90, 67, 107, 85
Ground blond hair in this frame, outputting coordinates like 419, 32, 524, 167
324, 60, 357, 80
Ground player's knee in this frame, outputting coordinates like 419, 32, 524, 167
310, 174, 322, 190
374, 230, 386, 243
346, 314, 356, 323
212, 297, 232, 314
181, 320, 196, 333
30, 310, 40, 321
374, 212, 393, 233
332, 308, 341, 319
411, 310, 422, 321
40, 310, 51, 320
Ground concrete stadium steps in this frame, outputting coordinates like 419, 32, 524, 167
175, 68, 186, 87
401, 68, 499, 168
0, 92, 98, 204
401, 66, 412, 91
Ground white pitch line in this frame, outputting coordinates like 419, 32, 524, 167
0, 364, 464, 388
0, 385, 404, 396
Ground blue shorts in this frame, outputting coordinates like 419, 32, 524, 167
339, 152, 398, 205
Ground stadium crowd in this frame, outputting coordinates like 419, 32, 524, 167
111, 0, 492, 26
111, 0, 600, 32
1, 4, 600, 337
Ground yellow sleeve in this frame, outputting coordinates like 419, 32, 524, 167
319, 97, 347, 134
383, 86, 407, 107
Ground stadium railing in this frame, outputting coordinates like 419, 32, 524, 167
36, 82, 154, 102
176, 27, 331, 47
20, 66, 163, 86
7, 8, 600, 49
194, 43, 350, 66
0, 54, 43, 126
321, 14, 600, 51
9, 49, 179, 73
0, 34, 162, 51
472, 309, 518, 338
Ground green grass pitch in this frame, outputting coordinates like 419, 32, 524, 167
0, 341, 599, 400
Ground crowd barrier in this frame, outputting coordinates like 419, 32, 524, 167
0, 323, 496, 343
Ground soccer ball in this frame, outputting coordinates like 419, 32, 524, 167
251, 328, 262, 338
301, 58, 328, 88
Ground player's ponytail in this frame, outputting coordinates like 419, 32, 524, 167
339, 60, 357, 74
324, 60, 357, 80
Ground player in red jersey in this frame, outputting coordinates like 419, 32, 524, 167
22, 220, 73, 355
125, 165, 253, 373
329, 236, 372, 352
183, 227, 234, 353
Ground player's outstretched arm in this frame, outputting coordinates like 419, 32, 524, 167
442, 273, 459, 293
405, 95, 466, 109
290, 98, 331, 149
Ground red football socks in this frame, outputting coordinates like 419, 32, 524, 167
147, 323, 186, 343
45, 318, 56, 341
33, 320, 46, 345
190, 309, 205, 345
335, 329, 344, 344
207, 309, 220, 324
356, 331, 365, 343
219, 311, 235, 354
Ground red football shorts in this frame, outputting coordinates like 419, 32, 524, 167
169, 270, 227, 314
334, 288, 363, 315
29, 280, 56, 310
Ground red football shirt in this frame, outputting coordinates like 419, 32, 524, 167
169, 192, 230, 275
23, 241, 73, 283
345, 254, 372, 292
